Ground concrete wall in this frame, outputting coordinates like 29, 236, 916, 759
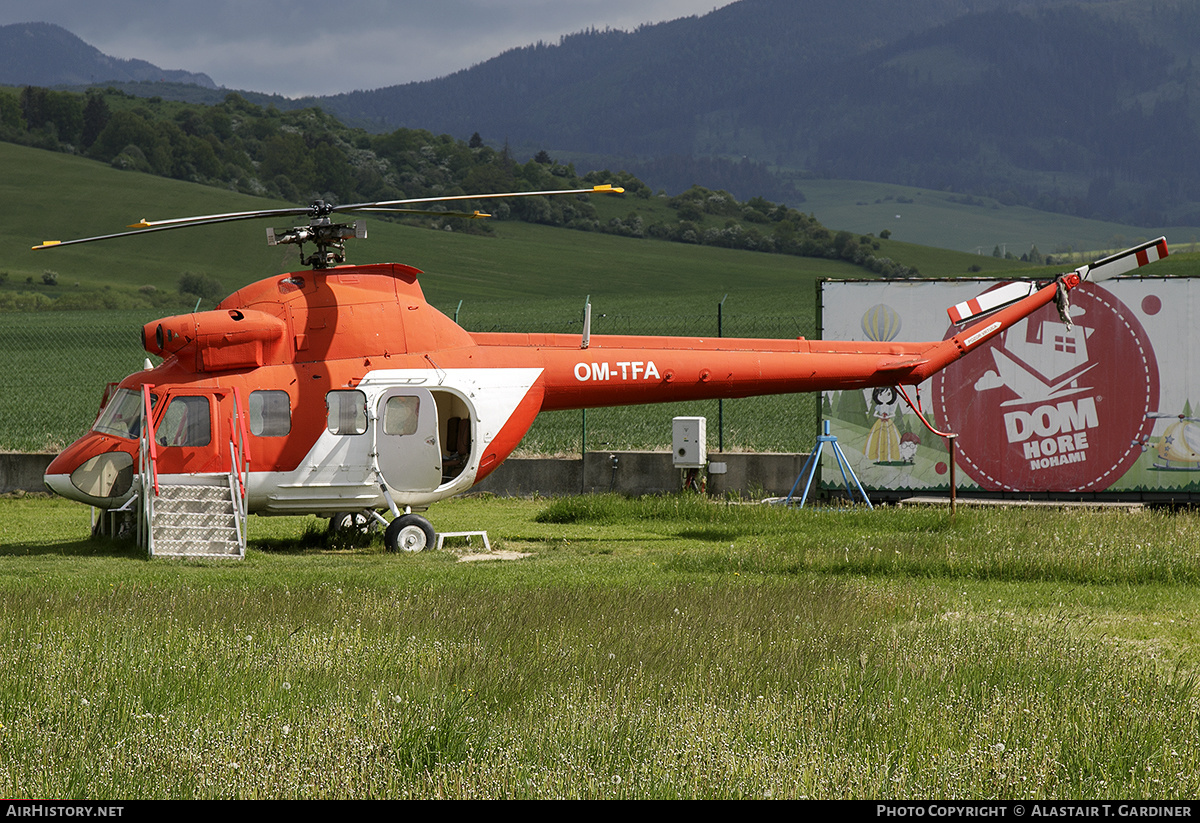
1, 453, 55, 495
474, 451, 811, 499
3, 451, 809, 499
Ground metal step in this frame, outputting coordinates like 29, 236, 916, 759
149, 481, 244, 558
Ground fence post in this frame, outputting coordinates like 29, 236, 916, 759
717, 294, 726, 452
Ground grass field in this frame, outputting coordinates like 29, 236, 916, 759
789, 178, 1200, 257
1, 492, 1198, 799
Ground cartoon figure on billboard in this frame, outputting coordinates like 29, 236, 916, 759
865, 386, 904, 463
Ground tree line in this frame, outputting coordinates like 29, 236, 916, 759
2, 85, 913, 276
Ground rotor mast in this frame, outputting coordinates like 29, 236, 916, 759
266, 200, 367, 269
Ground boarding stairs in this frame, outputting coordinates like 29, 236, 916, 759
135, 385, 249, 559
145, 478, 243, 558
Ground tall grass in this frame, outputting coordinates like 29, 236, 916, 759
1, 494, 1198, 798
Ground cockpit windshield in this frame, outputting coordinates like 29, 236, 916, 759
91, 388, 147, 440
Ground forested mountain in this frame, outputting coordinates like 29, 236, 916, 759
314, 0, 1200, 225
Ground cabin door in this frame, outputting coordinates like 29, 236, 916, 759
374, 387, 443, 493
150, 388, 229, 475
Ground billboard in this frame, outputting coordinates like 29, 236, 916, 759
820, 276, 1198, 495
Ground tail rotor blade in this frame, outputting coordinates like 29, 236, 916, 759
947, 236, 1171, 324
947, 281, 1038, 324
1079, 237, 1168, 283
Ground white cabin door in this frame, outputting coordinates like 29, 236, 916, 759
374, 387, 442, 493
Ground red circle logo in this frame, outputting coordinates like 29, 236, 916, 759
932, 283, 1158, 492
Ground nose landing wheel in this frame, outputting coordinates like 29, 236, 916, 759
384, 513, 436, 553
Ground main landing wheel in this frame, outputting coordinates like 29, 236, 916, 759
385, 514, 436, 553
328, 511, 378, 535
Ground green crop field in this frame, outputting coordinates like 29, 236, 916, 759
1, 493, 1199, 799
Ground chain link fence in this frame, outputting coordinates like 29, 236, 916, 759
2, 310, 163, 453
2, 307, 820, 455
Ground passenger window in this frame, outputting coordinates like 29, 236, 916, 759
383, 396, 420, 436
157, 396, 211, 447
326, 390, 367, 435
249, 390, 291, 437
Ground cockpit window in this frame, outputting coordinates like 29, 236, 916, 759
92, 388, 146, 440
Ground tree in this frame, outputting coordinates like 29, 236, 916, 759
835, 387, 868, 424
87, 110, 157, 164
81, 93, 110, 148
0, 92, 22, 131
260, 132, 316, 194
178, 272, 225, 304
19, 86, 46, 130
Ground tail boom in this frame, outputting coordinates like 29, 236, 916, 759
470, 255, 1148, 414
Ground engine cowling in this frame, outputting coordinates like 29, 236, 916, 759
143, 309, 288, 372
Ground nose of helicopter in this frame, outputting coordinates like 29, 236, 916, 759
42, 464, 77, 500
43, 435, 137, 508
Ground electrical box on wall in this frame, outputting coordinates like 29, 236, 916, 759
672, 416, 707, 468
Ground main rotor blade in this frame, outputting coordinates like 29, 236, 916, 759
34, 210, 313, 250
127, 205, 315, 229
351, 208, 491, 219
337, 184, 624, 212
34, 221, 219, 249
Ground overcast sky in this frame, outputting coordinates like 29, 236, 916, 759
0, 1, 729, 98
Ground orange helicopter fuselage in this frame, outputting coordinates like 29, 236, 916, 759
43, 261, 1070, 516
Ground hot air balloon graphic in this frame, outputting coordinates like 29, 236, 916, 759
861, 303, 902, 342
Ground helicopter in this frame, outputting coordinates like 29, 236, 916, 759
1145, 412, 1200, 471
35, 185, 1170, 555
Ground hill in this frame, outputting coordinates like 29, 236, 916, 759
0, 22, 214, 88
0, 87, 933, 298
7, 140, 1198, 317
0, 140, 1032, 318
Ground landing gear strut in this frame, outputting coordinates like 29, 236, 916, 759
385, 513, 436, 553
